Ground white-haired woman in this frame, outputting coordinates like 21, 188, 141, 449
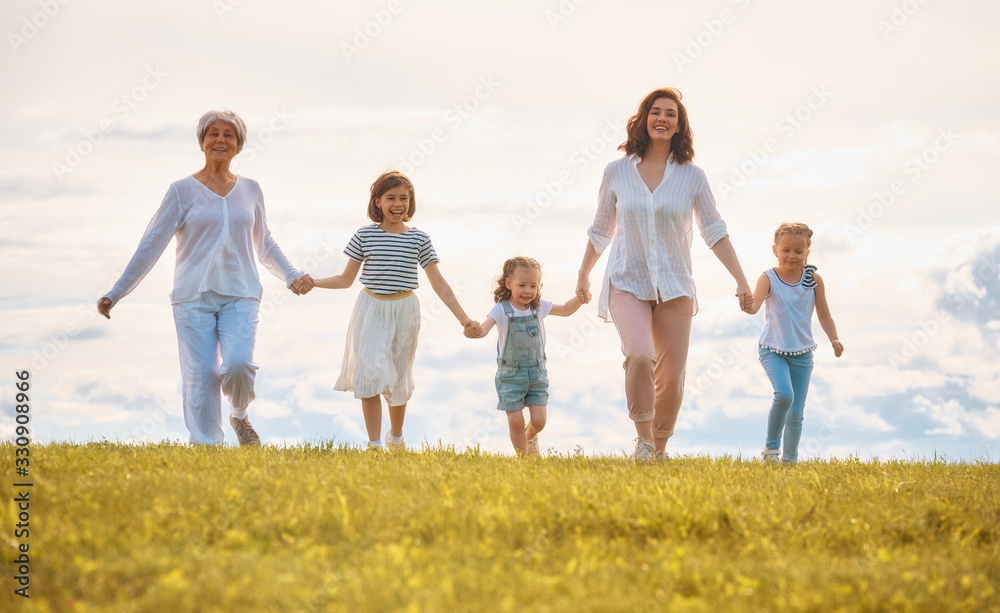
98, 109, 314, 446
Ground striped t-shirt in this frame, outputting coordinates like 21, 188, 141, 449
344, 224, 439, 294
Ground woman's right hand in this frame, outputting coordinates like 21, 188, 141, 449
575, 275, 592, 304
97, 297, 113, 319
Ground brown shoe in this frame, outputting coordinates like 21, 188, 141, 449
230, 415, 261, 447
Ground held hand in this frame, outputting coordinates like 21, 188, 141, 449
463, 319, 484, 338
736, 284, 753, 313
97, 297, 113, 320
291, 275, 315, 295
575, 277, 592, 304
832, 340, 844, 358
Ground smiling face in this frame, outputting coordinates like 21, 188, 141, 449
773, 233, 811, 275
505, 265, 540, 310
646, 97, 678, 144
376, 185, 412, 230
201, 119, 239, 165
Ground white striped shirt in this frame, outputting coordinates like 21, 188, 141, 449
345, 224, 439, 294
588, 154, 729, 320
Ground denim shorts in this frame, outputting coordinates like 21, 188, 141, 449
495, 359, 549, 411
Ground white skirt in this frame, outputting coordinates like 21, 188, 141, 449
334, 289, 421, 406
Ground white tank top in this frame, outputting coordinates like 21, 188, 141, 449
759, 265, 817, 355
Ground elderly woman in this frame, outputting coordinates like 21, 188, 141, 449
576, 89, 753, 462
98, 109, 313, 446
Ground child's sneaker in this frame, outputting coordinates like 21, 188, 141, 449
384, 430, 406, 451
631, 437, 654, 462
525, 426, 540, 457
653, 449, 670, 462
229, 415, 261, 447
760, 448, 780, 463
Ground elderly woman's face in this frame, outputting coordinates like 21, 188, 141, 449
201, 119, 239, 164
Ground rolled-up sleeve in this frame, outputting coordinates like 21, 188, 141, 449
587, 165, 617, 255
692, 171, 728, 248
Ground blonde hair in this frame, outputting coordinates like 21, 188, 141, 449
774, 222, 813, 247
493, 257, 542, 308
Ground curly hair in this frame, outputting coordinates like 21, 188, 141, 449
773, 222, 813, 248
368, 170, 416, 223
493, 256, 542, 309
618, 88, 694, 163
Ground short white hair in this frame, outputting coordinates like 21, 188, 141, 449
196, 109, 247, 154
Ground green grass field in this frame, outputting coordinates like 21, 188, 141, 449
2, 443, 998, 612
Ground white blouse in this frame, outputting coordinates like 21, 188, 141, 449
587, 154, 729, 321
105, 175, 302, 307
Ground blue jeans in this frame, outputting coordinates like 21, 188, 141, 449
759, 347, 813, 463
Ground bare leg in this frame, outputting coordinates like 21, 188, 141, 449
388, 403, 406, 438
506, 410, 527, 455
361, 396, 382, 442
525, 405, 546, 438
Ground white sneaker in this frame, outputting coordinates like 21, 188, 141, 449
385, 430, 406, 451
653, 449, 670, 462
760, 449, 780, 463
525, 426, 540, 457
631, 437, 654, 462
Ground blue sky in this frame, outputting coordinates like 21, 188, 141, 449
1, 0, 998, 460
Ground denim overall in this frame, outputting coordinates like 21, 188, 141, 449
495, 301, 549, 411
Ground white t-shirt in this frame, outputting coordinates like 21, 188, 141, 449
486, 300, 554, 357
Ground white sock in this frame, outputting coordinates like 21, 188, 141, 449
388, 432, 404, 443
369, 440, 383, 448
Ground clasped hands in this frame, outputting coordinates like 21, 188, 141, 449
463, 318, 484, 339
290, 275, 315, 295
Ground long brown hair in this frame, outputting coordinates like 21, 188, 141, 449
619, 88, 694, 163
493, 256, 542, 309
368, 171, 416, 223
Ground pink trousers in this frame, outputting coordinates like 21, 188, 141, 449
608, 284, 693, 439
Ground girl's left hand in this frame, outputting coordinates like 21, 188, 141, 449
832, 340, 844, 357
736, 283, 753, 313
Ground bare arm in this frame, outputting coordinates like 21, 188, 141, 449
424, 262, 474, 327
747, 272, 770, 315
710, 236, 753, 312
575, 241, 601, 303
313, 259, 361, 290
813, 274, 844, 357
550, 296, 584, 317
465, 316, 497, 339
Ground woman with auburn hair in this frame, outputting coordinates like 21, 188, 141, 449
575, 88, 753, 461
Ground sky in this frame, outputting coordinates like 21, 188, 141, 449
1, 0, 998, 460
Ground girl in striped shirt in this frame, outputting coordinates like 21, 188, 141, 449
314, 171, 479, 450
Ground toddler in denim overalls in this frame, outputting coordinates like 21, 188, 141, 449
466, 257, 584, 456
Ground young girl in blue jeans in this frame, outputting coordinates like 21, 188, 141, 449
748, 223, 844, 464
466, 257, 582, 456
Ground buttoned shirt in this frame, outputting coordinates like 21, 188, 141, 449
587, 154, 729, 321
105, 175, 302, 306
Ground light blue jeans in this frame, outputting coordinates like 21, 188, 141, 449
759, 347, 813, 463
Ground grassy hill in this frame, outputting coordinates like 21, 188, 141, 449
2, 443, 998, 612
